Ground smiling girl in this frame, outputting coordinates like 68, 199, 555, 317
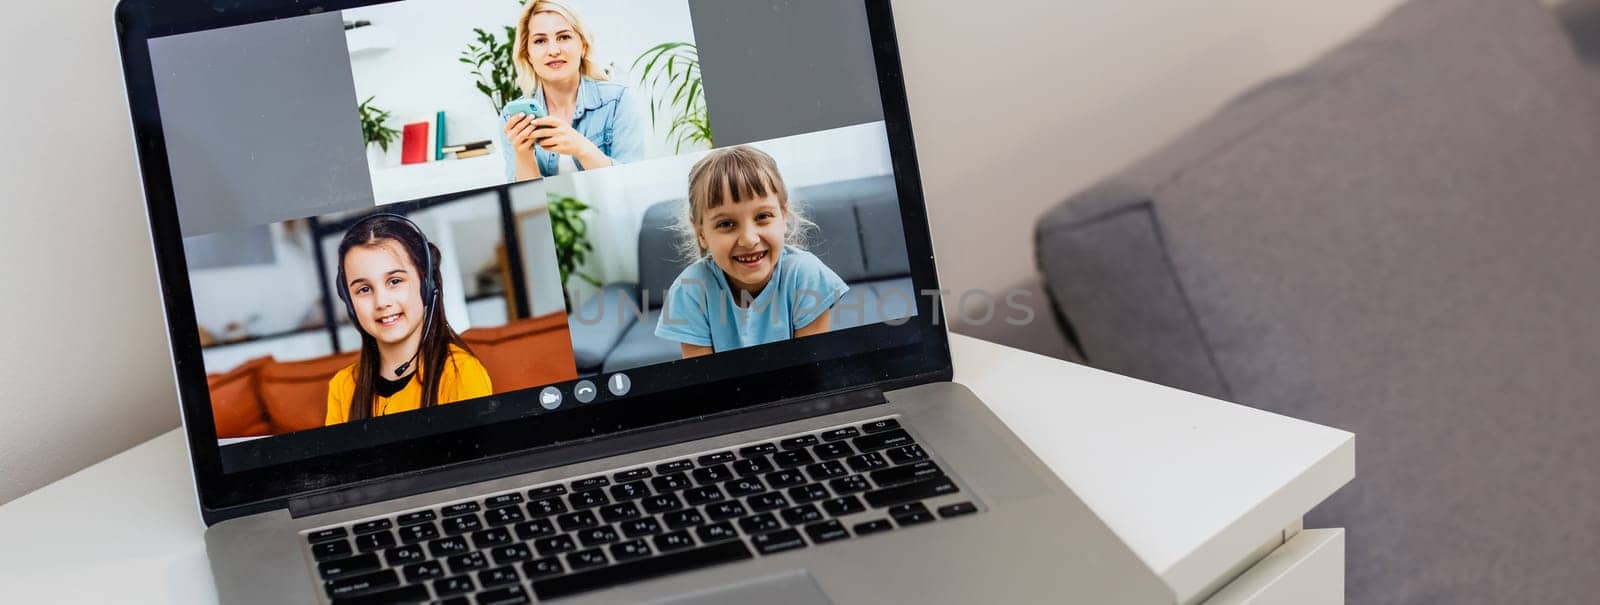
499, 0, 648, 182
655, 146, 848, 357
325, 214, 492, 425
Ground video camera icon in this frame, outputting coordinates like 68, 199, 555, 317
539, 386, 563, 410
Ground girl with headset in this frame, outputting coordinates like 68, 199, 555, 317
324, 214, 493, 426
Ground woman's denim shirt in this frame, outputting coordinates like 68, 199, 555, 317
499, 77, 649, 182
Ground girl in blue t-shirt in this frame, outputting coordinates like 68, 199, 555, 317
655, 146, 848, 357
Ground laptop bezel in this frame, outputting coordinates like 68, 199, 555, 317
116, 0, 952, 524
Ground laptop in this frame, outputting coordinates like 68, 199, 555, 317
115, 0, 1171, 603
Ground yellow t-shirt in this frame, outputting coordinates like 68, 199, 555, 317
324, 345, 493, 426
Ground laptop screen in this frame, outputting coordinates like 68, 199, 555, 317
138, 0, 933, 475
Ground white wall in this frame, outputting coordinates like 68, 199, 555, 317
0, 0, 1405, 505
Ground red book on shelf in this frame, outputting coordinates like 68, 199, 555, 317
400, 121, 430, 165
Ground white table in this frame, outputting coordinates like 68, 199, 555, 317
0, 335, 1353, 603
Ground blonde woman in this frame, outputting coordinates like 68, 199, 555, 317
498, 0, 648, 182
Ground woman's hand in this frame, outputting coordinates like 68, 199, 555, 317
529, 117, 613, 169
504, 113, 543, 181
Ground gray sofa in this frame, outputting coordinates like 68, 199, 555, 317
1034, 0, 1600, 602
570, 175, 914, 374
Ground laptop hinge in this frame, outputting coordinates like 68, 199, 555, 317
287, 386, 888, 519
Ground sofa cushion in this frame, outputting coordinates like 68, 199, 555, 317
636, 200, 689, 309
207, 356, 273, 438
1036, 0, 1600, 601
460, 312, 580, 392
257, 352, 358, 434
566, 284, 643, 371
843, 176, 911, 281
602, 309, 682, 373
795, 192, 867, 282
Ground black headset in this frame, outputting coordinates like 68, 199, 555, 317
334, 213, 439, 376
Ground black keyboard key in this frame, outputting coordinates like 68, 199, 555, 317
656, 460, 694, 474
477, 565, 521, 588
569, 489, 609, 510
805, 520, 850, 544
821, 427, 860, 441
654, 530, 696, 552
527, 485, 567, 499
426, 536, 469, 558
738, 443, 777, 457
609, 481, 651, 501
829, 475, 871, 494
895, 510, 936, 526
763, 469, 807, 489
566, 548, 609, 570
312, 539, 353, 561
853, 429, 914, 452
860, 418, 900, 433
846, 452, 890, 473
621, 518, 663, 538
730, 456, 774, 477
557, 510, 600, 532
397, 522, 439, 544
813, 441, 854, 460
441, 502, 480, 517
353, 530, 395, 552
308, 527, 347, 543
871, 461, 945, 488
854, 519, 893, 535
705, 501, 747, 521
684, 485, 724, 505
724, 477, 766, 498
939, 502, 979, 518
396, 510, 436, 526
651, 473, 692, 493
663, 509, 706, 530
614, 467, 652, 483
781, 504, 824, 526
864, 477, 959, 509
696, 522, 738, 543
805, 461, 849, 481
750, 528, 807, 555
534, 534, 578, 556
788, 483, 830, 504
324, 569, 398, 599
441, 514, 483, 535
432, 575, 475, 596
475, 585, 531, 605
610, 539, 654, 561
889, 502, 930, 519
532, 542, 753, 601
696, 451, 735, 466
522, 556, 564, 580
600, 502, 643, 523
691, 464, 733, 484
772, 449, 815, 468
484, 506, 525, 527
329, 583, 428, 605
484, 493, 524, 509
747, 492, 789, 512
471, 526, 513, 549
780, 435, 819, 450
318, 553, 380, 579
572, 477, 611, 491
738, 513, 782, 535
642, 493, 683, 514
490, 543, 534, 565
402, 560, 445, 582
446, 551, 488, 574
886, 444, 929, 465
577, 526, 620, 547
439, 596, 470, 605
526, 497, 568, 517
385, 544, 428, 567
518, 518, 563, 540
822, 495, 866, 517
351, 519, 392, 535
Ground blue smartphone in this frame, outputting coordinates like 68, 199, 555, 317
503, 99, 547, 123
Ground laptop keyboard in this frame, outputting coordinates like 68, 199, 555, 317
304, 418, 979, 604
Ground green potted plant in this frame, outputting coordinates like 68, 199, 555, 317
547, 193, 601, 309
357, 96, 401, 167
460, 25, 523, 114
633, 42, 712, 153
